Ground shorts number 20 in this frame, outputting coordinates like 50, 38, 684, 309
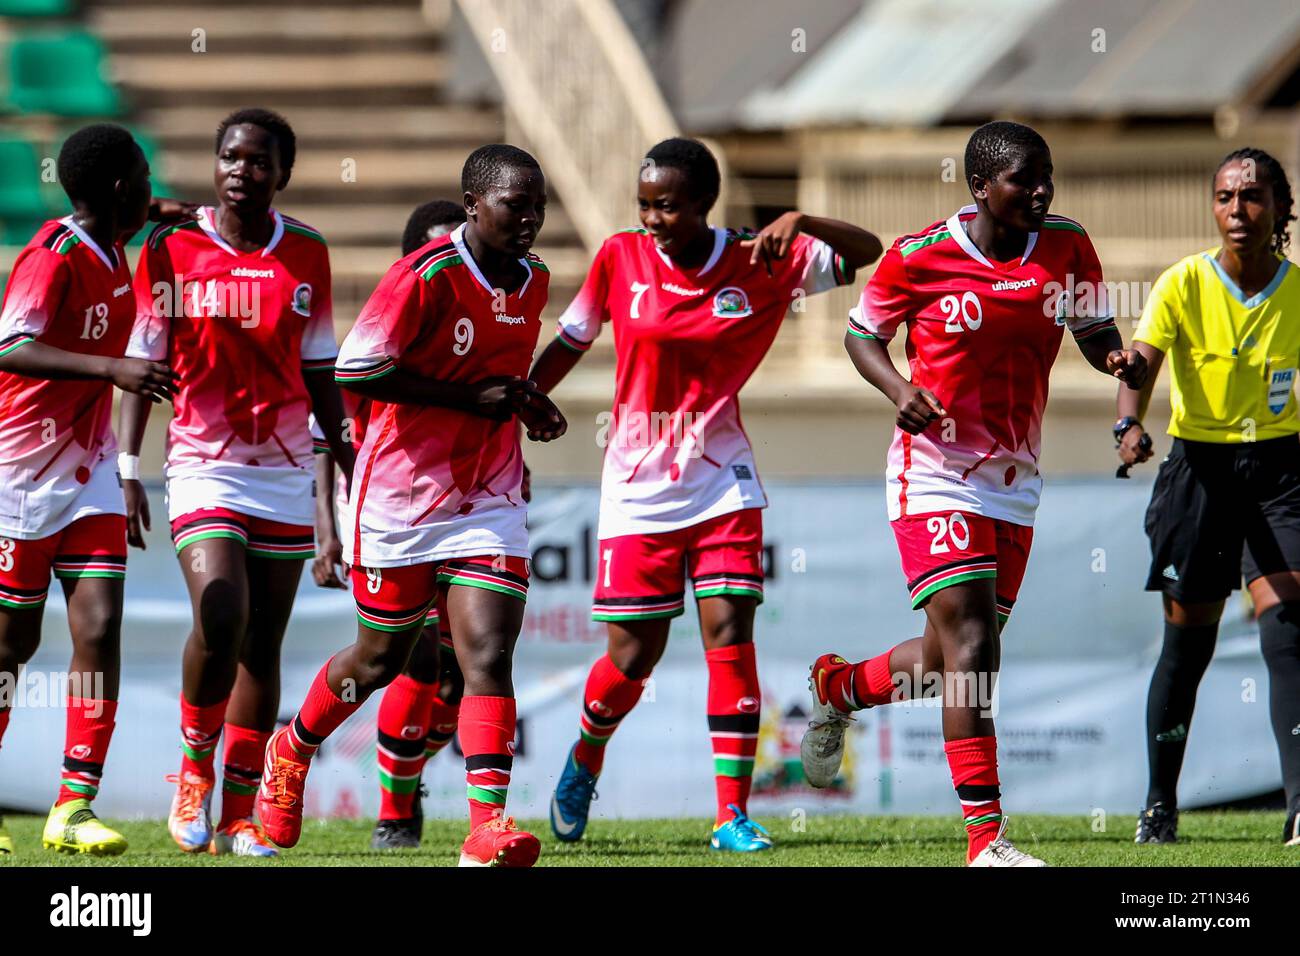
927, 512, 971, 554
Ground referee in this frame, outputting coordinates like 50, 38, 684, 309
1118, 147, 1300, 846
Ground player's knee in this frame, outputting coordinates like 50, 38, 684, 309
196, 599, 249, 650
944, 620, 996, 673
68, 600, 122, 652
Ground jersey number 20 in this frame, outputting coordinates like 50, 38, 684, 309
940, 292, 982, 333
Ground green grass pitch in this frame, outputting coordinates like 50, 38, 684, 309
1, 811, 1295, 866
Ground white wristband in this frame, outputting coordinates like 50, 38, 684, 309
117, 453, 140, 481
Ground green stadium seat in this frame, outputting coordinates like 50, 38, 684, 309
0, 0, 76, 16
7, 31, 123, 117
0, 134, 57, 244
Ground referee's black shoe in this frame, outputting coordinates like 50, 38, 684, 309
1285, 798, 1300, 847
1135, 802, 1178, 844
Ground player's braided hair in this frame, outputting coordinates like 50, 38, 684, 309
964, 121, 1049, 191
401, 199, 466, 256
57, 123, 142, 203
461, 144, 541, 197
1215, 147, 1295, 256
215, 107, 296, 173
643, 137, 720, 212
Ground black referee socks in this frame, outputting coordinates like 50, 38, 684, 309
1257, 602, 1300, 810
1145, 621, 1219, 808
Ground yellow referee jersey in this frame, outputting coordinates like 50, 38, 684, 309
1135, 249, 1300, 443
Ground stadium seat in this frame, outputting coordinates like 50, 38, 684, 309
0, 0, 75, 16
7, 31, 123, 117
0, 134, 56, 243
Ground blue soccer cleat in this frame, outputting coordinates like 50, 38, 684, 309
550, 744, 599, 842
710, 804, 774, 852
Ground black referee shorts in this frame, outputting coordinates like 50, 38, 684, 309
1144, 435, 1300, 602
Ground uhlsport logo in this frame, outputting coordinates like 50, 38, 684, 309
712, 286, 752, 318
291, 282, 312, 317
69, 744, 93, 760
737, 696, 760, 714
400, 725, 423, 740
588, 699, 614, 718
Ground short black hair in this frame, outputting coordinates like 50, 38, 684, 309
401, 199, 466, 256
1215, 147, 1295, 256
57, 123, 143, 204
461, 144, 540, 196
215, 107, 296, 173
643, 137, 720, 211
964, 121, 1050, 189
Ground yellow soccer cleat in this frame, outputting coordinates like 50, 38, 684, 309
42, 799, 128, 856
0, 814, 13, 855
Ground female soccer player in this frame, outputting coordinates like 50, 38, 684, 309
120, 108, 354, 858
0, 124, 174, 855
533, 137, 882, 852
311, 198, 471, 850
800, 121, 1147, 866
255, 145, 566, 868
1117, 148, 1300, 846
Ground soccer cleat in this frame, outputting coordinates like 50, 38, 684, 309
41, 799, 128, 856
166, 771, 214, 852
1284, 798, 1300, 846
801, 654, 857, 789
0, 814, 12, 855
1134, 802, 1178, 844
209, 818, 279, 857
371, 817, 422, 850
458, 816, 541, 867
968, 817, 1046, 867
710, 804, 774, 852
254, 726, 310, 849
550, 744, 599, 842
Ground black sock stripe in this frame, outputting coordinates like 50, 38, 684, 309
464, 752, 513, 772
377, 730, 428, 757
292, 715, 324, 747
61, 756, 104, 775
707, 714, 760, 733
581, 705, 626, 728
956, 783, 1001, 802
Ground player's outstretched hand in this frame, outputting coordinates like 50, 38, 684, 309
517, 389, 567, 442
149, 197, 201, 223
1118, 426, 1155, 467
124, 478, 150, 550
739, 211, 804, 276
896, 384, 945, 435
468, 375, 531, 421
1107, 348, 1148, 389
112, 358, 178, 403
312, 534, 347, 589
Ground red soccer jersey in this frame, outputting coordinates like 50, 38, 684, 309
848, 204, 1116, 525
0, 218, 134, 537
556, 227, 853, 537
128, 207, 337, 516
336, 223, 548, 565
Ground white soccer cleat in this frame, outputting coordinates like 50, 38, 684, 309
968, 817, 1047, 867
800, 654, 857, 789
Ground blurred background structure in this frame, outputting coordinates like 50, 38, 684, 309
1, 0, 1298, 480
1, 0, 1299, 820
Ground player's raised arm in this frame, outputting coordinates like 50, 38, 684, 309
740, 211, 882, 275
